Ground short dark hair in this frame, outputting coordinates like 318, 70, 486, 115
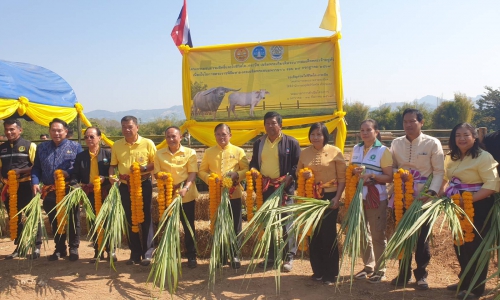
214, 123, 231, 134
84, 127, 102, 136
3, 118, 22, 128
448, 123, 482, 161
49, 118, 69, 129
263, 111, 282, 126
165, 126, 181, 135
308, 122, 329, 146
39, 134, 48, 138
121, 115, 138, 125
361, 119, 382, 142
402, 108, 424, 122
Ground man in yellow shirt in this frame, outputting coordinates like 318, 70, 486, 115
154, 126, 199, 268
198, 123, 249, 269
249, 111, 301, 272
109, 116, 156, 266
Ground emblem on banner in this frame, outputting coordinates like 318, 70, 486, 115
270, 46, 284, 61
234, 48, 249, 63
252, 46, 266, 61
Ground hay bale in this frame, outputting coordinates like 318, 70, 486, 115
195, 193, 210, 221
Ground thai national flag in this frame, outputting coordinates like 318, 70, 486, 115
171, 0, 193, 53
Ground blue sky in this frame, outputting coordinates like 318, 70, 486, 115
1, 0, 499, 113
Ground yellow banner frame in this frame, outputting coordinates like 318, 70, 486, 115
178, 33, 347, 151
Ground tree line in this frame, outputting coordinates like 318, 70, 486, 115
345, 86, 500, 131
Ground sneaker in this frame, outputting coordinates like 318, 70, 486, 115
188, 257, 197, 269
447, 283, 459, 291
390, 276, 411, 287
354, 269, 373, 280
5, 251, 19, 260
416, 278, 429, 290
311, 274, 323, 281
283, 259, 293, 272
48, 250, 67, 261
231, 257, 241, 269
368, 272, 386, 284
69, 248, 79, 261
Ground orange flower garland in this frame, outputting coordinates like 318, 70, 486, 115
245, 171, 254, 221
165, 173, 174, 208
255, 172, 263, 210
404, 172, 414, 209
344, 164, 359, 209
156, 172, 167, 217
451, 194, 464, 246
130, 162, 144, 233
7, 170, 18, 241
208, 173, 220, 234
451, 192, 474, 246
393, 169, 404, 227
305, 172, 315, 199
297, 168, 307, 197
55, 169, 67, 234
93, 176, 104, 249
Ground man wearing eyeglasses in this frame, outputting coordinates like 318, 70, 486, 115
109, 116, 156, 266
0, 118, 41, 259
32, 118, 83, 261
70, 127, 114, 263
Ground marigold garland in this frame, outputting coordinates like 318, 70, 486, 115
305, 172, 315, 199
245, 171, 254, 221
297, 168, 307, 197
255, 172, 263, 210
452, 192, 474, 246
93, 176, 104, 250
393, 169, 404, 227
7, 170, 19, 241
344, 164, 359, 209
208, 173, 220, 234
404, 172, 414, 209
55, 169, 67, 234
130, 162, 144, 233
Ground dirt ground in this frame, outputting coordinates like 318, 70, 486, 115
1, 222, 499, 300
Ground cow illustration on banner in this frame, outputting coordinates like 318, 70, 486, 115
179, 34, 346, 150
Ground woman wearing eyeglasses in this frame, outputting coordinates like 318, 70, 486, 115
70, 127, 113, 262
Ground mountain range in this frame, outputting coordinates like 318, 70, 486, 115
85, 95, 483, 122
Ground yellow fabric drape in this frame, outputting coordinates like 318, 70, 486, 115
179, 34, 347, 151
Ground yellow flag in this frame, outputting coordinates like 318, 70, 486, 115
319, 0, 342, 32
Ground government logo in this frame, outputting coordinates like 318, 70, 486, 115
252, 46, 266, 61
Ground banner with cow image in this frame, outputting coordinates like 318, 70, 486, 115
179, 34, 346, 150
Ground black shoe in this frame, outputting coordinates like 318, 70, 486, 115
5, 251, 19, 260
231, 257, 241, 269
390, 276, 411, 287
69, 248, 79, 261
27, 249, 41, 260
48, 250, 67, 261
126, 259, 140, 265
447, 283, 459, 291
456, 290, 478, 299
140, 258, 151, 266
311, 274, 323, 281
187, 257, 197, 269
107, 252, 117, 262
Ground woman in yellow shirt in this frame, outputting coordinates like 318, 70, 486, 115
297, 122, 346, 285
441, 123, 500, 299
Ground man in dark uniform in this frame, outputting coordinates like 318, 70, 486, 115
0, 119, 41, 259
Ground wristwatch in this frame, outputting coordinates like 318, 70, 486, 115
185, 186, 190, 191
142, 166, 147, 172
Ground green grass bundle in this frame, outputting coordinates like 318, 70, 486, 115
148, 193, 194, 295
208, 187, 240, 290
458, 194, 500, 299
337, 176, 367, 286
51, 187, 95, 237
15, 193, 49, 259
90, 183, 127, 270
239, 183, 286, 294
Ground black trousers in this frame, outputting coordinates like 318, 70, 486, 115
309, 192, 339, 281
119, 179, 154, 261
43, 190, 80, 252
263, 186, 297, 260
181, 200, 196, 259
5, 181, 42, 248
398, 214, 431, 280
87, 187, 110, 252
230, 198, 242, 243
454, 195, 494, 296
